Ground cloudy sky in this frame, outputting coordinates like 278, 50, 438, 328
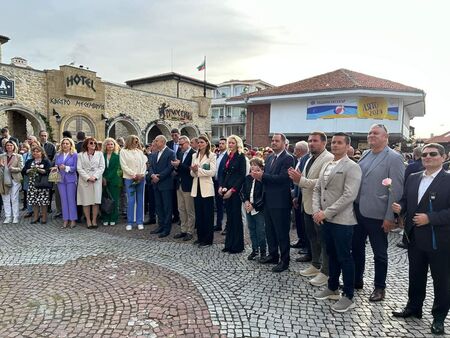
2, 0, 448, 137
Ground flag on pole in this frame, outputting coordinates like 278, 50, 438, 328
197, 59, 206, 71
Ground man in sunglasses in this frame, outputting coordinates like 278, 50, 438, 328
391, 143, 450, 335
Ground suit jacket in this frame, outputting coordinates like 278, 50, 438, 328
149, 147, 176, 191
167, 140, 182, 156
43, 142, 57, 162
404, 159, 424, 184
0, 153, 23, 182
103, 152, 122, 187
174, 148, 195, 192
312, 156, 362, 225
293, 154, 310, 199
190, 152, 216, 198
399, 169, 450, 252
241, 175, 264, 212
54, 152, 78, 184
262, 150, 295, 209
221, 152, 246, 192
357, 146, 405, 221
215, 151, 228, 185
298, 150, 334, 215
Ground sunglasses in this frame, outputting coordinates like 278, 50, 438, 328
89, 141, 97, 145
421, 152, 440, 158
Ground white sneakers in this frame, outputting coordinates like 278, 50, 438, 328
103, 222, 109, 226
3, 218, 11, 224
314, 288, 355, 313
12, 217, 19, 224
110, 222, 115, 226
300, 265, 320, 277
126, 225, 132, 231
310, 272, 329, 287
137, 224, 144, 230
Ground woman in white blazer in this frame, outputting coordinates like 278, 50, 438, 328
77, 137, 105, 228
190, 135, 216, 246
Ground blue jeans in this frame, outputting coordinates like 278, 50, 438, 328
322, 222, 355, 299
124, 179, 145, 225
353, 204, 388, 289
246, 211, 266, 253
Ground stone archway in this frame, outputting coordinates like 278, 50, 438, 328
0, 103, 46, 141
180, 124, 200, 139
145, 121, 171, 143
106, 116, 141, 140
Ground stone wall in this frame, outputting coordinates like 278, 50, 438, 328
131, 80, 213, 100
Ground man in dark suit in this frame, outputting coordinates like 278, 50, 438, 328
392, 143, 450, 335
39, 130, 58, 214
75, 131, 85, 153
171, 136, 196, 241
213, 137, 228, 232
167, 128, 182, 223
149, 135, 176, 238
252, 133, 294, 273
0, 127, 19, 149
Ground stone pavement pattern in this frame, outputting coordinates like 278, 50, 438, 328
0, 216, 441, 337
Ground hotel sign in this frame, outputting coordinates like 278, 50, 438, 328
0, 75, 14, 99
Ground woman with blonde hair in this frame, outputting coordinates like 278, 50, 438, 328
102, 138, 122, 226
120, 135, 147, 231
219, 135, 247, 253
77, 137, 105, 228
0, 140, 24, 224
53, 137, 78, 228
191, 134, 216, 247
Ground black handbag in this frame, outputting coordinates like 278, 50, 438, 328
34, 174, 53, 189
101, 187, 115, 214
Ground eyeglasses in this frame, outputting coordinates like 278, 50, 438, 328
421, 152, 440, 158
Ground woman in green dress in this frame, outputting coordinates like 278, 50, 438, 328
102, 138, 122, 225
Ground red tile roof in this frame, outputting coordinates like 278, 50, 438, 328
426, 131, 450, 143
228, 69, 424, 101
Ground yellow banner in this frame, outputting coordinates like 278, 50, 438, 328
357, 97, 388, 119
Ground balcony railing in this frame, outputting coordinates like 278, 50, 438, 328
211, 116, 246, 124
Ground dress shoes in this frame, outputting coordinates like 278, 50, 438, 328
392, 307, 422, 319
198, 242, 212, 247
221, 248, 229, 253
290, 241, 302, 249
213, 226, 222, 232
183, 233, 193, 241
431, 319, 445, 335
247, 251, 258, 260
369, 288, 385, 302
272, 262, 289, 273
354, 280, 364, 290
259, 255, 279, 264
150, 227, 163, 234
144, 218, 157, 225
173, 232, 187, 239
158, 232, 170, 238
295, 254, 312, 263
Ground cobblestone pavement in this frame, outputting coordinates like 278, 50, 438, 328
0, 213, 443, 337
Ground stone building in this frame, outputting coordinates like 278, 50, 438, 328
0, 37, 216, 143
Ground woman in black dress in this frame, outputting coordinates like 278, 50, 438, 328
219, 135, 247, 253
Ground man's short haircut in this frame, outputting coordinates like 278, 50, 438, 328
273, 133, 286, 142
295, 141, 309, 152
333, 132, 351, 145
1, 127, 9, 133
310, 131, 327, 142
219, 137, 227, 142
171, 128, 180, 134
179, 135, 190, 143
412, 146, 422, 159
76, 131, 86, 140
422, 143, 445, 156
371, 123, 389, 134
39, 130, 48, 136
62, 130, 73, 138
155, 135, 167, 143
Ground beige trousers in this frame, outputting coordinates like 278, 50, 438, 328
177, 187, 195, 234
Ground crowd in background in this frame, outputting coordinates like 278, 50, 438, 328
1, 124, 450, 333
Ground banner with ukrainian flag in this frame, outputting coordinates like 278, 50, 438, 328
306, 97, 399, 120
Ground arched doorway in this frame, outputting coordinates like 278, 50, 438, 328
145, 122, 171, 143
106, 117, 141, 140
0, 104, 46, 141
63, 115, 96, 139
180, 125, 199, 139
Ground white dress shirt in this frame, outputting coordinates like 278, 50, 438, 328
418, 169, 440, 204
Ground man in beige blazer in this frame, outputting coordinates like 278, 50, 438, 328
289, 131, 333, 286
311, 133, 362, 313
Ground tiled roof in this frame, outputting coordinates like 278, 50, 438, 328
126, 72, 217, 89
228, 69, 424, 101
426, 132, 450, 143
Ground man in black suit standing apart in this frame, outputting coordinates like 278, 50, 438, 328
213, 138, 228, 232
149, 135, 176, 238
392, 143, 450, 335
167, 128, 182, 223
171, 136, 196, 241
252, 133, 294, 272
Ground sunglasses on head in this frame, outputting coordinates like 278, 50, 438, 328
421, 151, 440, 158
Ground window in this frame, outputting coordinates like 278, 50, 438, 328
233, 85, 249, 96
232, 125, 245, 137
216, 86, 231, 98
64, 115, 95, 138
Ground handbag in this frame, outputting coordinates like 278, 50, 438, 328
48, 169, 61, 183
101, 187, 115, 214
34, 173, 53, 189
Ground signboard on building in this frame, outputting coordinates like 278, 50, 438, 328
307, 97, 399, 120
0, 75, 14, 99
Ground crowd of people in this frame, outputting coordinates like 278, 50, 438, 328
1, 124, 450, 335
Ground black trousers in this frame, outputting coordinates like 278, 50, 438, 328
224, 193, 244, 253
294, 206, 310, 253
213, 179, 224, 228
264, 207, 291, 264
194, 185, 214, 245
408, 241, 450, 321
171, 180, 179, 220
144, 182, 156, 220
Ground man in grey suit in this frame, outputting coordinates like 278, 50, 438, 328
289, 131, 334, 287
353, 124, 404, 301
312, 133, 362, 313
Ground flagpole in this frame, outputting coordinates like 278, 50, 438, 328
203, 55, 206, 97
